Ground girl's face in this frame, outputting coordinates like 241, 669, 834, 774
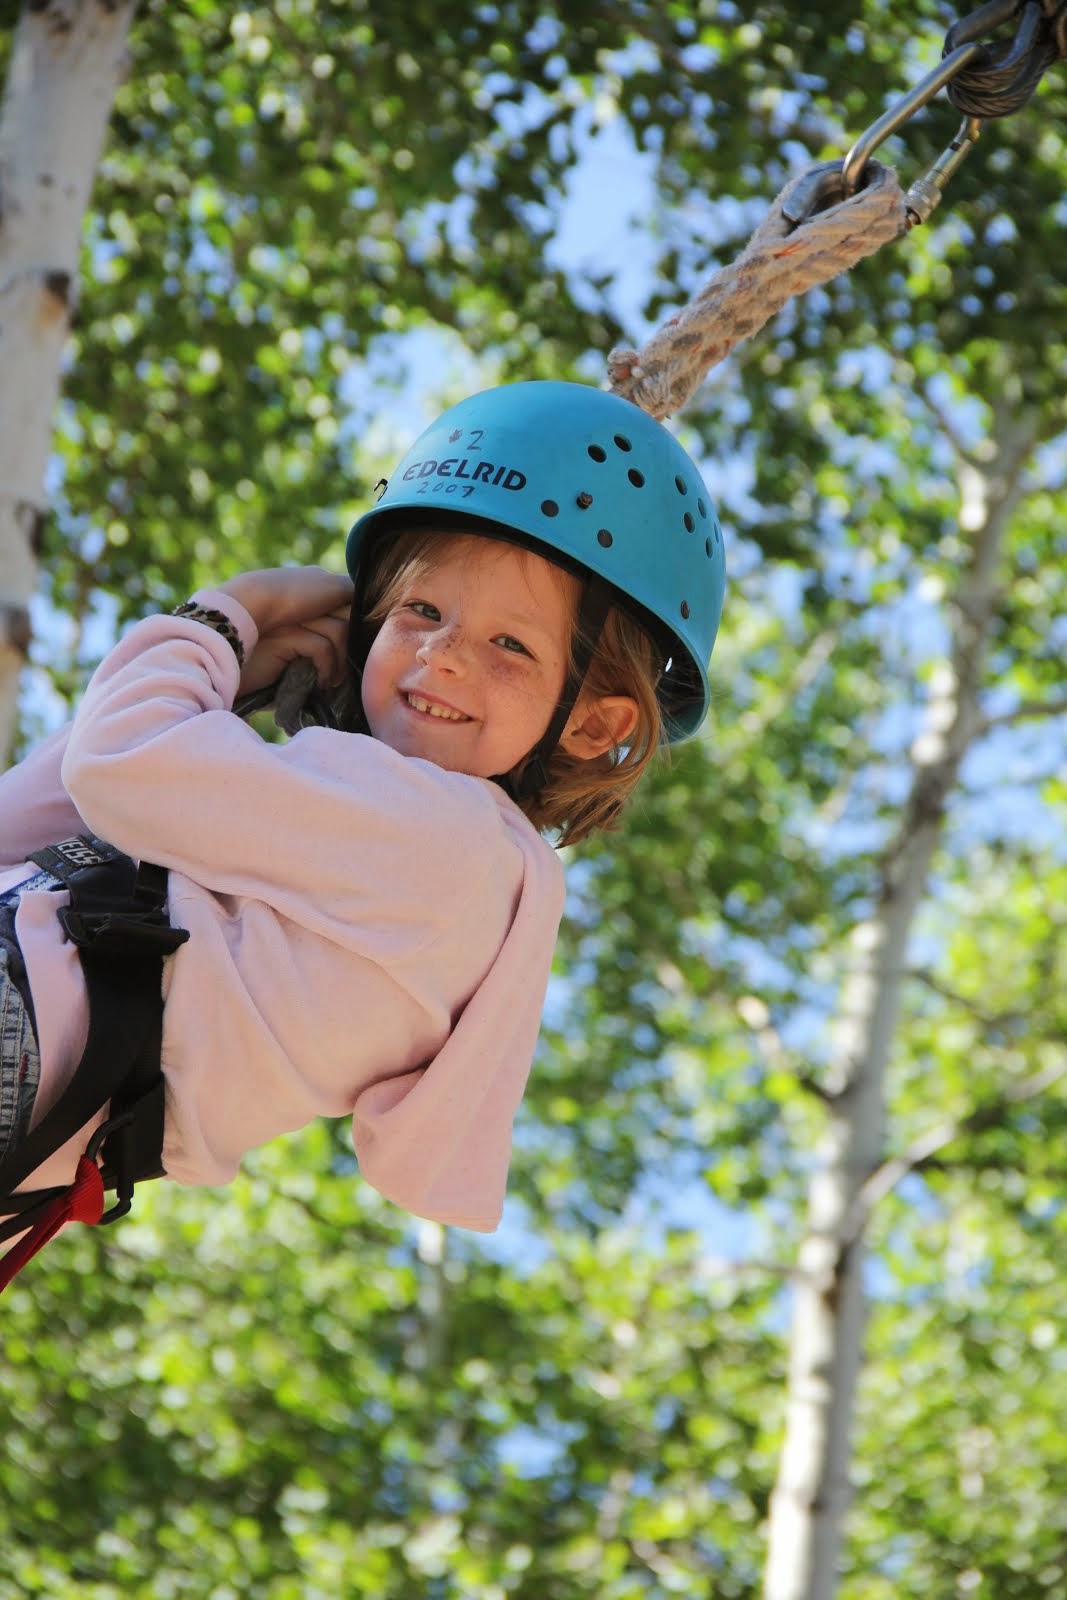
361, 534, 579, 779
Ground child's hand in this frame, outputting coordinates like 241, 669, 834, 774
217, 566, 354, 697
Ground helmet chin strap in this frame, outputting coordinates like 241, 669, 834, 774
502, 580, 612, 803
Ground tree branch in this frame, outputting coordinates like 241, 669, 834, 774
274, 1184, 398, 1248
907, 968, 1028, 1033
842, 1057, 1067, 1246
977, 693, 1067, 737
918, 377, 983, 465
910, 1153, 1067, 1180
699, 1254, 801, 1282
795, 1070, 839, 1106
723, 626, 840, 754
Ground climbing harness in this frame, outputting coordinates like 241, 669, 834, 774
0, 837, 188, 1291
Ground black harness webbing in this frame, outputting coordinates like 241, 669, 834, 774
0, 836, 189, 1246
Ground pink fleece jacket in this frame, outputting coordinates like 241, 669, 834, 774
0, 590, 566, 1232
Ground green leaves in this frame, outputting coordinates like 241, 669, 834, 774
4, 0, 1066, 1594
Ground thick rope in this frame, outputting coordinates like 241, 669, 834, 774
607, 158, 907, 420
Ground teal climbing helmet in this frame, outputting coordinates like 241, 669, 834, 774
345, 381, 726, 739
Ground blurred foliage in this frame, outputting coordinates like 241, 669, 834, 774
2, 1, 1066, 1596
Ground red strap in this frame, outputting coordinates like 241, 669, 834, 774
0, 1156, 105, 1294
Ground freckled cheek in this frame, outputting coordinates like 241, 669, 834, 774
382, 617, 424, 650
372, 620, 426, 676
480, 650, 523, 681
480, 655, 548, 702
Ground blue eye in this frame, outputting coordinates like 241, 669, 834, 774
408, 600, 440, 621
496, 634, 532, 657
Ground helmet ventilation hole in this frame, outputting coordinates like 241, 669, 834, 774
675, 476, 687, 494
576, 491, 593, 508
588, 444, 607, 462
541, 499, 559, 517
681, 601, 691, 619
684, 512, 694, 532
613, 434, 632, 452
706, 538, 713, 557
627, 468, 645, 488
597, 529, 613, 547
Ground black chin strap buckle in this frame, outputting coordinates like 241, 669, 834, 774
509, 756, 550, 802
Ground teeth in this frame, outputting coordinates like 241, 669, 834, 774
407, 694, 467, 721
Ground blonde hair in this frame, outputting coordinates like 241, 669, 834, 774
354, 526, 666, 847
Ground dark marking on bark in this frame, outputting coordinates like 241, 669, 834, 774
49, 3, 80, 36
15, 499, 46, 559
0, 604, 32, 658
43, 269, 72, 306
28, 1, 72, 38
916, 772, 948, 828
820, 1240, 855, 1316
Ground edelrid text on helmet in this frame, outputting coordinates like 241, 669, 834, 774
400, 456, 528, 492
347, 381, 726, 740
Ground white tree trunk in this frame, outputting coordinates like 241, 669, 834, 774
0, 0, 137, 766
761, 407, 1037, 1600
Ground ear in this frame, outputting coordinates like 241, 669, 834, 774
559, 694, 639, 761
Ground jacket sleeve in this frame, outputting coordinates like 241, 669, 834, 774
350, 811, 565, 1232
60, 589, 522, 955
0, 724, 85, 869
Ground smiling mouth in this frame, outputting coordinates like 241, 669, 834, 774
404, 693, 472, 723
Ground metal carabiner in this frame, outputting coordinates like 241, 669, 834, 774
841, 41, 984, 192
781, 38, 991, 231
903, 113, 984, 225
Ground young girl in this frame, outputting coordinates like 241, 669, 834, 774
0, 380, 725, 1273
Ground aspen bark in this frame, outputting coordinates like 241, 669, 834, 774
0, 0, 137, 765
761, 408, 1037, 1600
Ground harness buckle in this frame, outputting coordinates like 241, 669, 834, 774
86, 1111, 137, 1225
59, 906, 191, 958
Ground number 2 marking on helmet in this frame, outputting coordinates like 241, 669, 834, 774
467, 429, 484, 451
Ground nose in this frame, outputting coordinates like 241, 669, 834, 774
415, 622, 468, 674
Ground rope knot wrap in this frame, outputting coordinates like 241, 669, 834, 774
607, 159, 906, 421
0, 1156, 104, 1293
